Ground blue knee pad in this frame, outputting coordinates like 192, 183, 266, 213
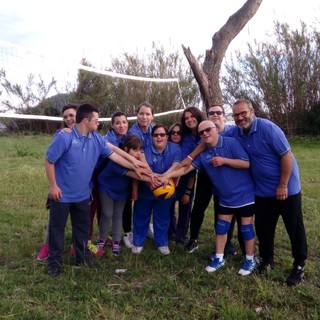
241, 224, 255, 240
215, 219, 231, 235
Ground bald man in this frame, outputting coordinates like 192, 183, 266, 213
163, 120, 257, 276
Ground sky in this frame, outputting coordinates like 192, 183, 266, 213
1, 0, 319, 67
0, 0, 320, 105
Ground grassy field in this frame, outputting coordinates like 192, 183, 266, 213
0, 134, 319, 320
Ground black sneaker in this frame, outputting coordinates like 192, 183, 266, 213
48, 266, 60, 277
255, 262, 274, 275
224, 242, 237, 256
74, 256, 101, 269
286, 266, 304, 286
185, 239, 198, 253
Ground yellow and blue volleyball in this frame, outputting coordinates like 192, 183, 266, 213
152, 179, 175, 200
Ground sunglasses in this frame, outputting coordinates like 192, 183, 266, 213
198, 126, 216, 136
170, 130, 181, 135
232, 110, 249, 119
208, 110, 223, 116
153, 133, 167, 138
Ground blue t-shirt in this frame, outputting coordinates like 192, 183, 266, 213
192, 135, 255, 208
104, 129, 125, 147
228, 117, 300, 197
46, 126, 113, 202
127, 122, 155, 151
98, 160, 130, 200
139, 141, 182, 200
181, 132, 201, 158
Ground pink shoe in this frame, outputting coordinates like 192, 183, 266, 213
88, 243, 104, 257
70, 245, 76, 257
36, 244, 49, 260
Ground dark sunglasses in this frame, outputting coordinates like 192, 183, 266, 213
232, 110, 249, 119
170, 130, 182, 135
153, 133, 167, 138
208, 110, 223, 116
198, 126, 216, 136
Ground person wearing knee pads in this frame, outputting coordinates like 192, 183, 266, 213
162, 120, 257, 275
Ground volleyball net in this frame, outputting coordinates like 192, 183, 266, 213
0, 40, 188, 124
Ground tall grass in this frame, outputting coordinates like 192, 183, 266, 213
0, 135, 319, 320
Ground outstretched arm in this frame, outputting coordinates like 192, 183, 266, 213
107, 142, 149, 169
178, 142, 206, 170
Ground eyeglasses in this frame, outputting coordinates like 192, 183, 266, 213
208, 110, 223, 116
232, 110, 249, 119
170, 130, 181, 136
198, 126, 216, 136
153, 133, 167, 138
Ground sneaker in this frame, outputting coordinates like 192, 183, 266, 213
74, 256, 101, 269
88, 243, 104, 257
158, 246, 170, 255
36, 244, 49, 260
238, 258, 257, 276
224, 242, 237, 255
185, 239, 198, 253
132, 246, 143, 254
112, 241, 121, 256
255, 262, 274, 275
207, 251, 215, 261
97, 240, 106, 250
123, 232, 133, 248
205, 257, 225, 273
48, 266, 60, 277
147, 223, 154, 239
69, 244, 76, 257
286, 265, 304, 286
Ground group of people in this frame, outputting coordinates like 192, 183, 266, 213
39, 99, 307, 287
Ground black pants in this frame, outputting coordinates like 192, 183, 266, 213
189, 172, 212, 240
255, 192, 308, 267
48, 199, 91, 269
122, 196, 132, 234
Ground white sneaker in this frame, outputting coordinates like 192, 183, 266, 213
158, 246, 170, 255
123, 232, 133, 248
132, 246, 143, 254
147, 223, 154, 239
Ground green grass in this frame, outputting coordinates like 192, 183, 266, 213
0, 134, 320, 320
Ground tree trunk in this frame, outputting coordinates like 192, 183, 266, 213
182, 0, 263, 110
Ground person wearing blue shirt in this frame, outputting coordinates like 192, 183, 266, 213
45, 103, 145, 277
179, 107, 207, 253
132, 124, 182, 255
88, 111, 129, 255
97, 135, 151, 256
127, 102, 156, 240
231, 98, 308, 286
163, 120, 257, 276
168, 123, 196, 245
36, 104, 78, 261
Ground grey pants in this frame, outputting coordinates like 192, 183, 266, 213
99, 192, 126, 242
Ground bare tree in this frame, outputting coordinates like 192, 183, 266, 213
182, 0, 263, 110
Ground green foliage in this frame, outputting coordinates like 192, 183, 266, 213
302, 101, 320, 135
75, 43, 200, 118
222, 22, 320, 135
0, 135, 320, 319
